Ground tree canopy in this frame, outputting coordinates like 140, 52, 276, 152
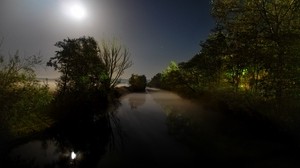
150, 0, 300, 110
210, 0, 300, 100
47, 36, 108, 94
129, 74, 147, 92
47, 36, 133, 95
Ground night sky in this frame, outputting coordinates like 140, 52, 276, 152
0, 0, 215, 79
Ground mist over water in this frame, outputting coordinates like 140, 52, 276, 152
2, 89, 300, 167
101, 90, 300, 167
99, 90, 200, 167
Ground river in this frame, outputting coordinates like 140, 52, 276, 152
1, 88, 300, 167
98, 89, 199, 167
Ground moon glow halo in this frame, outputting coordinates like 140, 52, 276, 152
63, 2, 87, 21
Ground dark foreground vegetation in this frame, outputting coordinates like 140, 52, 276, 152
0, 53, 53, 138
149, 0, 300, 144
0, 37, 132, 163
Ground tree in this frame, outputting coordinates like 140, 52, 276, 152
0, 51, 42, 92
160, 61, 198, 93
148, 73, 162, 88
211, 0, 300, 99
183, 29, 227, 90
0, 48, 52, 135
47, 36, 108, 94
161, 61, 180, 90
253, 0, 300, 101
129, 74, 147, 92
98, 39, 133, 89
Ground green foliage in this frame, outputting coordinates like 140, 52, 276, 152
47, 36, 108, 95
158, 61, 200, 97
0, 51, 41, 92
148, 73, 162, 88
2, 85, 53, 135
211, 0, 300, 100
162, 61, 179, 75
47, 37, 113, 122
0, 52, 53, 136
161, 61, 181, 90
152, 0, 300, 132
158, 0, 300, 101
129, 74, 147, 92
47, 36, 133, 104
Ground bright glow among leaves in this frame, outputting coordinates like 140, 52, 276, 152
71, 151, 77, 160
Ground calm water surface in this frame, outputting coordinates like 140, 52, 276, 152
1, 89, 300, 167
99, 89, 201, 167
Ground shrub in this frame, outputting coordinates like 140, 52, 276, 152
129, 74, 147, 92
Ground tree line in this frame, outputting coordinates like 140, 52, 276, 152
149, 0, 300, 125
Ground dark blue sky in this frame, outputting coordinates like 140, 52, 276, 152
0, 0, 215, 79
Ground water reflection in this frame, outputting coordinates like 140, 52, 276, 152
98, 91, 197, 167
71, 151, 77, 160
3, 89, 300, 167
1, 100, 120, 168
128, 93, 146, 109
7, 139, 75, 168
152, 91, 300, 167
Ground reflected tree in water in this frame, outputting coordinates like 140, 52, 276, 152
2, 99, 122, 168
128, 94, 146, 109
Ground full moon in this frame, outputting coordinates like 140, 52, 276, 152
65, 2, 87, 20
70, 4, 86, 19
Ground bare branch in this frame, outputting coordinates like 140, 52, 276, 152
98, 39, 133, 88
